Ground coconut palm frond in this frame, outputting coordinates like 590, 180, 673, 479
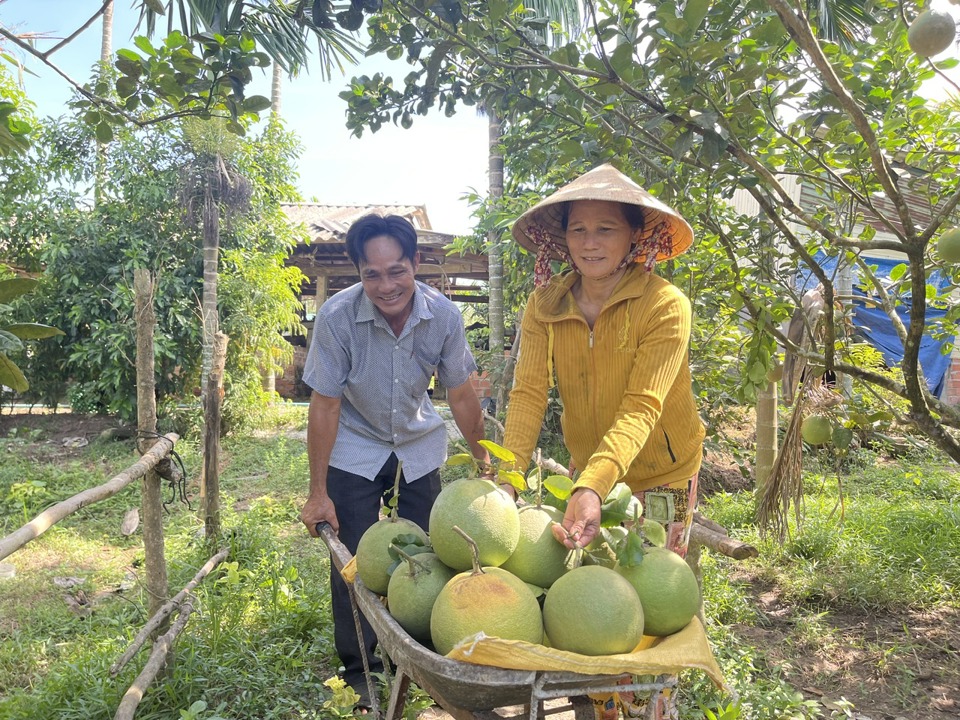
756, 384, 807, 542
134, 0, 362, 79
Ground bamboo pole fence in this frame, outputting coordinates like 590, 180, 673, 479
0, 434, 178, 562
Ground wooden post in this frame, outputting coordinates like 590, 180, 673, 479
202, 331, 229, 541
134, 269, 169, 623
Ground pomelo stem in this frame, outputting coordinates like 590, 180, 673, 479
551, 522, 584, 568
394, 546, 431, 577
387, 461, 403, 520
451, 525, 484, 575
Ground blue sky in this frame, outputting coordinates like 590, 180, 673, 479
1, 1, 490, 234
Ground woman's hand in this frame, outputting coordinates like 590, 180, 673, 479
552, 487, 602, 548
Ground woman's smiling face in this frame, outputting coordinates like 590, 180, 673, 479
564, 200, 639, 280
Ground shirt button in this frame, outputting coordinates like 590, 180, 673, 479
395, 345, 400, 350
392, 409, 396, 413
394, 378, 399, 383
393, 433, 398, 438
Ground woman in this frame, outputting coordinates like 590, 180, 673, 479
504, 163, 704, 554
502, 165, 704, 717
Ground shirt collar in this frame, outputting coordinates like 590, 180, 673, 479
534, 264, 652, 322
355, 281, 433, 336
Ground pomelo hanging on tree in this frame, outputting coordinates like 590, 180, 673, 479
907, 10, 956, 58
936, 228, 960, 264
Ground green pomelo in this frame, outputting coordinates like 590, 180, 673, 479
429, 479, 520, 571
801, 415, 833, 446
937, 228, 960, 264
386, 552, 455, 643
543, 565, 644, 655
499, 505, 572, 588
616, 547, 701, 637
355, 517, 428, 596
907, 10, 956, 58
430, 566, 543, 655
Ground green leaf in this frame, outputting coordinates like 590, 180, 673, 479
682, 0, 710, 34
832, 426, 854, 450
133, 36, 158, 57
478, 439, 516, 463
543, 474, 573, 500
497, 469, 527, 492
614, 530, 647, 568
3, 323, 63, 340
0, 329, 23, 354
242, 95, 273, 113
642, 518, 667, 547
445, 453, 475, 466
0, 277, 38, 303
0, 354, 28, 392
95, 123, 114, 143
889, 263, 906, 281
144, 0, 166, 14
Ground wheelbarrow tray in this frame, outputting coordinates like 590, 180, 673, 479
320, 524, 670, 717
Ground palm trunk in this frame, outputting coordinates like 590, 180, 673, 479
94, 0, 113, 205
271, 61, 283, 115
200, 181, 220, 395
755, 379, 779, 488
487, 109, 508, 426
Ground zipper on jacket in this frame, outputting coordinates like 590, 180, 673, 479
663, 430, 676, 463
589, 330, 594, 348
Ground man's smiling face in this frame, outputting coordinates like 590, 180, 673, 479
358, 234, 420, 327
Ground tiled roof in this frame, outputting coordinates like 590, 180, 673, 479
281, 203, 432, 244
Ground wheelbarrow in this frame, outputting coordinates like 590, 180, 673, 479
317, 523, 676, 720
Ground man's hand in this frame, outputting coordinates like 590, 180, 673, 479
301, 492, 339, 537
551, 487, 602, 549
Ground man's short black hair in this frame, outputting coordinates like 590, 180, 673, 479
345, 214, 419, 268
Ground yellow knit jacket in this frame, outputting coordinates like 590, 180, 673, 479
503, 264, 705, 500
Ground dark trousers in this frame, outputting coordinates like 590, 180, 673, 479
326, 454, 441, 692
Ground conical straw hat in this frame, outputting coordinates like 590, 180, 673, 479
511, 164, 693, 262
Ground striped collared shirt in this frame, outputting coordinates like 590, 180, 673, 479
303, 281, 477, 481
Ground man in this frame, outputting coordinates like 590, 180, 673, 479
299, 213, 488, 709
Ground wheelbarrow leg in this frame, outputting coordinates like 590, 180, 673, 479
346, 581, 381, 720
385, 667, 413, 720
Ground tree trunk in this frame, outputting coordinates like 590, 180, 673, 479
755, 379, 779, 489
486, 108, 509, 421
202, 332, 229, 541
134, 269, 169, 625
271, 61, 283, 115
200, 182, 220, 397
94, 0, 113, 205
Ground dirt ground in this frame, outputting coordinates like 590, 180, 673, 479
2, 410, 958, 719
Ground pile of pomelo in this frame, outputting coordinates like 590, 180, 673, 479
354, 448, 702, 658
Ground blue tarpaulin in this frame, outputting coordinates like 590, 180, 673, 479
797, 253, 953, 397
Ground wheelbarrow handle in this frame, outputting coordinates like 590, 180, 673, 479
316, 521, 338, 543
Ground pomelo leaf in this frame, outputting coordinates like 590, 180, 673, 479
832, 426, 854, 450
615, 530, 647, 568
479, 439, 516, 463
498, 469, 526, 492
445, 453, 475, 466
543, 474, 573, 500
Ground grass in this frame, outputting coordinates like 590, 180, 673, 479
1, 411, 958, 720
